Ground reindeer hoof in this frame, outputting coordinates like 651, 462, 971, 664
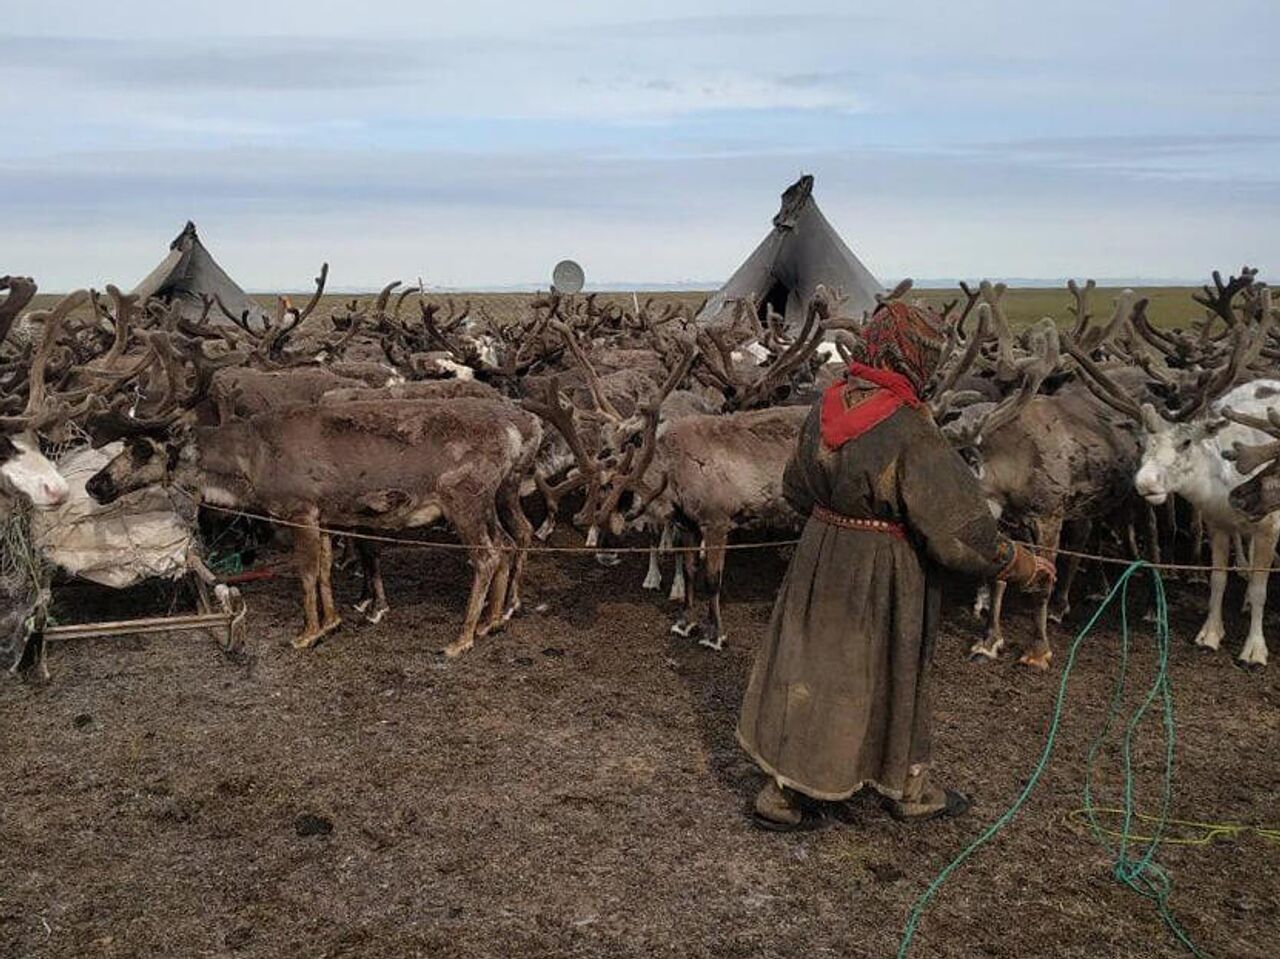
969, 638, 1003, 663
1016, 650, 1053, 671
698, 635, 725, 651
291, 630, 322, 650
503, 601, 522, 622
1048, 608, 1069, 625
443, 638, 474, 658
364, 606, 387, 625
353, 598, 372, 614
1194, 626, 1224, 651
291, 617, 341, 649
670, 620, 696, 639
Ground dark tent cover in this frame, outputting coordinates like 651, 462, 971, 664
130, 221, 268, 329
697, 175, 881, 329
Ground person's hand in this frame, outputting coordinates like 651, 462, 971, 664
1024, 554, 1057, 594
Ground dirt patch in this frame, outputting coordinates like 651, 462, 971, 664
2, 545, 1278, 958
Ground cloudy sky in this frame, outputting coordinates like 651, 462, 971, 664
2, 0, 1277, 290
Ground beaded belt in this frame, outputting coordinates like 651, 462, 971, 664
811, 504, 907, 539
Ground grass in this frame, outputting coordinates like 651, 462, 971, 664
914, 284, 1204, 331
25, 285, 1209, 332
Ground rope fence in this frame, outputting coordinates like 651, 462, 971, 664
196, 500, 1280, 576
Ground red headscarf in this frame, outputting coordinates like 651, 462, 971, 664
821, 300, 946, 450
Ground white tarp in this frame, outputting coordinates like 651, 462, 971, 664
31, 444, 195, 589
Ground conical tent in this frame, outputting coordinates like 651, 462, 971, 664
696, 175, 881, 330
130, 221, 268, 329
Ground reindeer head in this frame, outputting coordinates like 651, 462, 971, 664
1131, 410, 1229, 505
0, 432, 68, 508
86, 435, 173, 504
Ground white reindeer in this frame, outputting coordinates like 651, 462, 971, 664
1128, 381, 1280, 666
1069, 277, 1279, 667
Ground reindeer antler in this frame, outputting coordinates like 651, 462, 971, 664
0, 276, 37, 347
1192, 267, 1257, 327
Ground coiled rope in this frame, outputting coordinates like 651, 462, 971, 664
897, 561, 1211, 958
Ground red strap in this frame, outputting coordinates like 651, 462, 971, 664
820, 362, 921, 450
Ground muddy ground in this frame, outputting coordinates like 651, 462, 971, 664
2, 539, 1279, 959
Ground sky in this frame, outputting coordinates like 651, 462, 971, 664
2, 0, 1278, 290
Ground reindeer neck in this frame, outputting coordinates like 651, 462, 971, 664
189, 427, 253, 508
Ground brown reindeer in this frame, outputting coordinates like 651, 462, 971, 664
939, 290, 1150, 669
318, 378, 524, 623
86, 397, 541, 656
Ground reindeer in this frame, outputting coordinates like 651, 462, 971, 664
941, 288, 1147, 669
1067, 273, 1279, 667
0, 281, 109, 509
86, 393, 541, 656
0, 279, 106, 672
526, 289, 841, 649
317, 378, 524, 624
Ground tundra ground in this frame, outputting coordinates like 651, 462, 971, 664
3, 537, 1278, 959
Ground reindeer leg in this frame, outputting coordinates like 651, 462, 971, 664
698, 525, 730, 651
970, 580, 1007, 662
535, 476, 558, 542
1241, 535, 1253, 614
1049, 519, 1089, 624
643, 545, 662, 590
291, 519, 326, 649
444, 510, 501, 658
671, 527, 699, 638
334, 535, 359, 573
1194, 530, 1230, 652
497, 482, 532, 619
972, 583, 991, 620
353, 539, 374, 615
354, 540, 388, 624
481, 524, 515, 636
668, 526, 688, 603
1019, 516, 1062, 670
317, 532, 342, 636
1239, 522, 1278, 669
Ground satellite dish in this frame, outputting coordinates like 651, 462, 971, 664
551, 259, 585, 295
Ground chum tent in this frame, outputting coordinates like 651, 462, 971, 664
696, 175, 882, 330
130, 221, 269, 329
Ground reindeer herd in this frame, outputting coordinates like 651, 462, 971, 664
3, 265, 1280, 671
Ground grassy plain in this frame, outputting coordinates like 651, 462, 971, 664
28, 285, 1209, 333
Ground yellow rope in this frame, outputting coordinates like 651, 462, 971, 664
1067, 807, 1280, 847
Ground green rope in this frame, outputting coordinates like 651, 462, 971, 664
897, 561, 1211, 959
209, 551, 244, 576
